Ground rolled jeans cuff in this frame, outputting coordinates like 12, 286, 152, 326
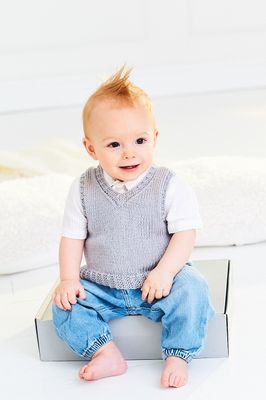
162, 348, 193, 363
82, 332, 113, 360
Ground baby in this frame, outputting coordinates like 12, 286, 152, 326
52, 65, 214, 388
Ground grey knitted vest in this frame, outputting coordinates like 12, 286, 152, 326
79, 164, 174, 289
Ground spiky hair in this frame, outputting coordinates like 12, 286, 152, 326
82, 64, 154, 138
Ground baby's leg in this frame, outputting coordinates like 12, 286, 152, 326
52, 279, 129, 382
149, 264, 214, 388
79, 340, 127, 381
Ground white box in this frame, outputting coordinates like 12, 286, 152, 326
35, 259, 230, 361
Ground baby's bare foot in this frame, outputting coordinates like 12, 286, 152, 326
160, 356, 188, 388
79, 340, 128, 381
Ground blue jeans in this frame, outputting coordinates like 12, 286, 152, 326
52, 263, 215, 363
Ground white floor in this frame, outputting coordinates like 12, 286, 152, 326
1, 241, 266, 400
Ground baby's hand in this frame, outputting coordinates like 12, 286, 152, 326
52, 279, 86, 311
141, 268, 175, 304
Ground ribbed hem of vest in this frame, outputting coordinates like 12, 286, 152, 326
82, 333, 113, 360
80, 267, 150, 289
161, 348, 192, 363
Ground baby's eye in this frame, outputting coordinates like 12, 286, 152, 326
108, 142, 120, 148
136, 138, 147, 144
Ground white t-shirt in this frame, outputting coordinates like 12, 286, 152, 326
62, 166, 203, 239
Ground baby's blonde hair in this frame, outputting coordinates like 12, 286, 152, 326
82, 64, 155, 138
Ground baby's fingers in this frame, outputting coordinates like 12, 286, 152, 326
77, 286, 86, 300
155, 289, 163, 300
68, 291, 77, 305
52, 293, 66, 310
141, 285, 149, 301
60, 293, 72, 310
147, 288, 156, 304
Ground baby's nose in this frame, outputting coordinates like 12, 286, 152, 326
122, 149, 136, 159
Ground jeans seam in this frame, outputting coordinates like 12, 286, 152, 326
96, 306, 121, 312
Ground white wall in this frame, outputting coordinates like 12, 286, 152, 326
1, 88, 266, 160
1, 0, 266, 113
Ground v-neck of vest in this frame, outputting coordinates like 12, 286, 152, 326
95, 164, 157, 205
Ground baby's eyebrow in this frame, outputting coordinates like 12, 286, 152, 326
102, 131, 149, 143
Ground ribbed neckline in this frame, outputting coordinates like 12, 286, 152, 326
95, 164, 157, 205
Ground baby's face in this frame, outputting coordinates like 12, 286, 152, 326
83, 100, 158, 182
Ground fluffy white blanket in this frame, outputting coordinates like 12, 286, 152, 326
1, 138, 266, 274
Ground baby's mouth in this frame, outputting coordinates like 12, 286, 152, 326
119, 164, 140, 170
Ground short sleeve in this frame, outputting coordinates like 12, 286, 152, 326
61, 177, 88, 239
165, 174, 203, 234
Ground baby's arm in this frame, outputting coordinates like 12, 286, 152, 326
141, 229, 196, 304
52, 237, 86, 311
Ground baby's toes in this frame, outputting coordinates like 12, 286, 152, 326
173, 375, 181, 387
161, 373, 169, 387
79, 364, 89, 379
169, 372, 177, 387
160, 370, 170, 387
174, 375, 187, 388
180, 376, 188, 387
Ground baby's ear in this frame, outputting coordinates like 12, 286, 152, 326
82, 137, 98, 160
153, 129, 159, 144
